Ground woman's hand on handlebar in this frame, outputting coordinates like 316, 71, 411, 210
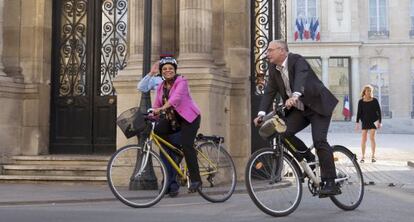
148, 107, 164, 117
153, 108, 164, 115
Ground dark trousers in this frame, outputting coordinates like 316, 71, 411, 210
154, 115, 201, 183
158, 132, 181, 190
282, 108, 336, 180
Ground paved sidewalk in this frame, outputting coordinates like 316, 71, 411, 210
0, 133, 413, 206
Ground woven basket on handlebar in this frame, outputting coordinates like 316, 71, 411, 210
116, 107, 148, 138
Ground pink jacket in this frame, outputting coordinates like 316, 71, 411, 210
153, 76, 201, 123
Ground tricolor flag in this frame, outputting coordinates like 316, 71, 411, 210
310, 18, 320, 41
294, 19, 300, 41
342, 95, 351, 120
294, 18, 304, 41
303, 19, 310, 40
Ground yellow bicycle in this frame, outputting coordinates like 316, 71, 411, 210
107, 108, 237, 208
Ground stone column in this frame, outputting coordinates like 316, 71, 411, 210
351, 56, 360, 118
114, 0, 162, 148
0, 0, 6, 76
118, 0, 161, 77
178, 0, 214, 71
322, 56, 329, 88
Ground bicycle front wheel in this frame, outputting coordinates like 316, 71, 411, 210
245, 148, 302, 217
107, 145, 168, 208
330, 145, 364, 210
196, 141, 237, 203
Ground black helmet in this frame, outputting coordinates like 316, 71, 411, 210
159, 57, 178, 73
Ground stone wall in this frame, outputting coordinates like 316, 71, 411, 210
0, 0, 52, 162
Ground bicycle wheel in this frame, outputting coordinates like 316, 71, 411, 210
107, 144, 168, 208
245, 148, 302, 217
330, 145, 364, 210
196, 141, 237, 203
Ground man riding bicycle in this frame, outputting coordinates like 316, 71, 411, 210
253, 40, 341, 197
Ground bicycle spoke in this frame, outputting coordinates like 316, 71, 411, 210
196, 142, 236, 203
330, 145, 364, 211
245, 149, 302, 217
107, 145, 167, 208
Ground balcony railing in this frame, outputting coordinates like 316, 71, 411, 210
368, 30, 389, 39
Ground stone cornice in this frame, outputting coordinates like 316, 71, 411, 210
289, 42, 362, 57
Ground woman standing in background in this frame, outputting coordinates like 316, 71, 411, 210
355, 85, 382, 163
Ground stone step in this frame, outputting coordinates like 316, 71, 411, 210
11, 155, 110, 166
2, 165, 107, 177
0, 175, 107, 184
0, 155, 110, 184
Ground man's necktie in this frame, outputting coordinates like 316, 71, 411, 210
278, 66, 304, 111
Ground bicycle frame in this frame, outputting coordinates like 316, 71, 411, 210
140, 130, 220, 182
271, 135, 322, 186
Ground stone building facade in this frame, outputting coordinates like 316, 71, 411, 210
287, 0, 414, 127
0, 0, 413, 180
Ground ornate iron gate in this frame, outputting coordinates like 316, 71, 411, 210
50, 0, 127, 154
250, 0, 286, 153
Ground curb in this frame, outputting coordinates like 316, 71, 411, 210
0, 197, 118, 206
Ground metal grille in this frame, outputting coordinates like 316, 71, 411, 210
59, 0, 88, 97
100, 0, 128, 96
252, 0, 272, 95
251, 0, 286, 95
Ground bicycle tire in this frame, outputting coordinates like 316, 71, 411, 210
196, 141, 237, 203
107, 144, 168, 208
330, 145, 364, 210
245, 148, 302, 217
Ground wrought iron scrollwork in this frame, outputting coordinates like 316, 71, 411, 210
59, 0, 88, 97
279, 0, 287, 41
100, 0, 128, 96
252, 0, 286, 95
253, 0, 271, 95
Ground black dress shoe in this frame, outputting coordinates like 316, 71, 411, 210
188, 181, 202, 193
319, 180, 341, 198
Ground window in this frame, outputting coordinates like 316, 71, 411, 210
411, 59, 414, 118
297, 0, 317, 19
369, 58, 391, 118
329, 58, 351, 121
368, 0, 389, 38
305, 57, 322, 80
294, 0, 320, 41
411, 0, 414, 37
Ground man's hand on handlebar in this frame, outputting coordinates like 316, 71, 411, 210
285, 96, 298, 109
253, 116, 264, 127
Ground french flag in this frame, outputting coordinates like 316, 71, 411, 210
303, 19, 310, 40
309, 18, 320, 41
342, 95, 351, 120
294, 19, 300, 41
294, 18, 304, 41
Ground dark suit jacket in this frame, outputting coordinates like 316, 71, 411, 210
259, 53, 338, 117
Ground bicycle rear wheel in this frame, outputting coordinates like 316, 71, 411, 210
107, 144, 168, 208
196, 141, 237, 203
330, 145, 364, 210
245, 148, 302, 217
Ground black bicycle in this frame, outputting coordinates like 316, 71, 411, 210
245, 106, 364, 217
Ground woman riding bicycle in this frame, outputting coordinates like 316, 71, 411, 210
151, 56, 202, 194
